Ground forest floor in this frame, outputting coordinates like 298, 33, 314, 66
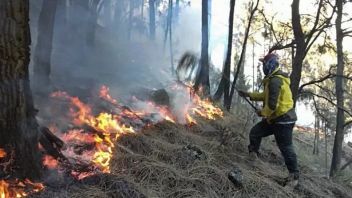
32, 111, 352, 198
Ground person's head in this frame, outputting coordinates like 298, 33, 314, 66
260, 53, 279, 75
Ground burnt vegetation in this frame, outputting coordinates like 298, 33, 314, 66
0, 0, 352, 197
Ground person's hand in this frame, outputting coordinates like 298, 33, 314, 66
238, 90, 249, 98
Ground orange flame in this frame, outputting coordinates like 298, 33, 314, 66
0, 149, 6, 158
0, 180, 9, 198
0, 179, 44, 198
49, 84, 223, 179
99, 85, 117, 105
51, 91, 137, 176
43, 155, 58, 169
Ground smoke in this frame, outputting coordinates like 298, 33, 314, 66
29, 0, 205, 103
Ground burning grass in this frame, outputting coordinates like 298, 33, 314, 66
3, 84, 352, 197
29, 115, 352, 198
1, 84, 224, 197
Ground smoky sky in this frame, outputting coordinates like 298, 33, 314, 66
29, 0, 204, 102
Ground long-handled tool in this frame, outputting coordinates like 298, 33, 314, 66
240, 94, 258, 111
235, 89, 258, 111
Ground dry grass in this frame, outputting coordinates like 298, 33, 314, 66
32, 114, 352, 198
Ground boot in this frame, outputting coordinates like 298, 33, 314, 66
248, 151, 259, 160
285, 173, 299, 189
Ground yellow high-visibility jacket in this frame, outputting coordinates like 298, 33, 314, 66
249, 69, 297, 124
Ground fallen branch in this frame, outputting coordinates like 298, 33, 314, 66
39, 127, 66, 160
340, 158, 352, 171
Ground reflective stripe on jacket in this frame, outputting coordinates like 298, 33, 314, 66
248, 69, 297, 124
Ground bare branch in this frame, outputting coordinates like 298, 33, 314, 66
298, 73, 333, 94
344, 120, 352, 128
258, 9, 280, 44
306, 0, 325, 44
268, 42, 295, 53
312, 96, 331, 124
300, 91, 352, 117
343, 30, 352, 37
305, 1, 337, 55
298, 65, 352, 95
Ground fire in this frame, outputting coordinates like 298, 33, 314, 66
43, 155, 58, 169
170, 84, 223, 124
99, 85, 118, 105
47, 84, 223, 179
190, 94, 224, 120
1, 83, 223, 197
0, 180, 9, 198
0, 179, 44, 198
145, 102, 176, 123
51, 90, 137, 176
0, 149, 6, 158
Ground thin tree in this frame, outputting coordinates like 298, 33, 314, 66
227, 0, 259, 110
213, 0, 236, 108
194, 0, 210, 96
0, 0, 42, 179
33, 0, 58, 93
175, 0, 180, 21
324, 121, 329, 177
163, 0, 174, 73
149, 0, 156, 40
86, 0, 101, 46
290, 0, 336, 102
128, 0, 133, 40
313, 116, 320, 155
330, 0, 345, 177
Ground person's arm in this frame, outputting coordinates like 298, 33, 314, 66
260, 77, 282, 117
248, 92, 265, 101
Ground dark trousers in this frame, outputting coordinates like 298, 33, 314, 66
248, 120, 299, 175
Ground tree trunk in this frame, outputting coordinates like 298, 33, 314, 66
330, 0, 345, 177
194, 0, 210, 96
0, 0, 42, 179
33, 0, 58, 93
290, 0, 306, 102
141, 0, 144, 17
228, 0, 258, 110
313, 117, 317, 154
313, 117, 320, 155
213, 0, 236, 108
128, 0, 133, 40
175, 0, 180, 22
86, 0, 99, 46
149, 0, 156, 40
324, 122, 328, 176
168, 0, 174, 74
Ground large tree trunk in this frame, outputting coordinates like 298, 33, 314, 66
0, 0, 42, 179
213, 0, 236, 108
33, 0, 58, 93
149, 0, 156, 40
330, 0, 345, 177
194, 0, 210, 96
290, 0, 307, 102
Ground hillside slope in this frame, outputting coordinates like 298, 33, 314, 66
33, 113, 352, 198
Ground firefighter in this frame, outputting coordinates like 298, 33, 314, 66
238, 53, 299, 188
